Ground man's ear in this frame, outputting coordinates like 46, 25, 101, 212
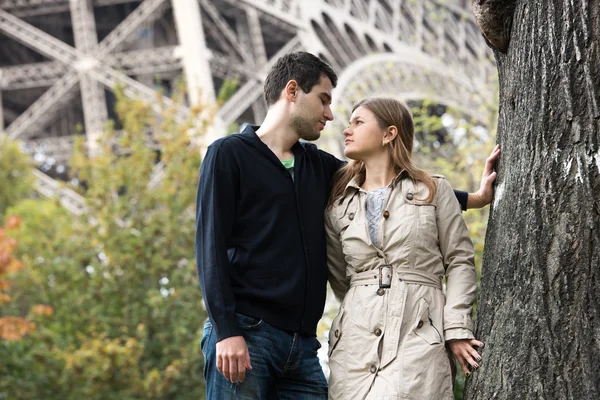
284, 80, 299, 102
384, 125, 398, 143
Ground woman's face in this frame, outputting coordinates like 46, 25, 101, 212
343, 106, 387, 160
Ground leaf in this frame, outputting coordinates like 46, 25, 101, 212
0, 316, 34, 341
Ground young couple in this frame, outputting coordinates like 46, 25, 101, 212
195, 51, 500, 399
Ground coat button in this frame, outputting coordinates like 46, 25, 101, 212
374, 328, 382, 336
406, 193, 414, 200
376, 288, 385, 296
383, 210, 390, 219
417, 320, 424, 329
334, 329, 339, 338
348, 213, 355, 220
370, 365, 377, 374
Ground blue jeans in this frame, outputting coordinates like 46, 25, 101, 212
201, 313, 328, 399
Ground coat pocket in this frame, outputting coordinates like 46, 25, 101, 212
413, 298, 442, 345
328, 307, 345, 357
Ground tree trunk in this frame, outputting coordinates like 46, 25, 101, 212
464, 1, 600, 399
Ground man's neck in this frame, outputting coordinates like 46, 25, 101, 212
256, 107, 299, 160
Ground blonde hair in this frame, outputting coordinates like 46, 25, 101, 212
328, 97, 436, 207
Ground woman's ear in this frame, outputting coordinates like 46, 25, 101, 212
284, 80, 299, 102
384, 125, 398, 143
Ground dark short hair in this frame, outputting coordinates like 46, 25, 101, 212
263, 52, 337, 106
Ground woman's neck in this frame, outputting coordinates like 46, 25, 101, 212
361, 156, 397, 191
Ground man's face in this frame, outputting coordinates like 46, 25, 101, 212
290, 76, 334, 141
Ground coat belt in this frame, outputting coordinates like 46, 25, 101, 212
349, 267, 443, 291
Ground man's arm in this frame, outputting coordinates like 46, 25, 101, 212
465, 144, 501, 209
196, 142, 252, 383
195, 142, 240, 341
318, 144, 501, 210
318, 149, 345, 175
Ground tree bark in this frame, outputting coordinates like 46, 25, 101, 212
464, 1, 600, 399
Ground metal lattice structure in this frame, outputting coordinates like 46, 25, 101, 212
0, 0, 494, 214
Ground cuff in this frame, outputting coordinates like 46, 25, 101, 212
213, 313, 243, 342
453, 190, 469, 211
444, 313, 475, 332
445, 328, 475, 342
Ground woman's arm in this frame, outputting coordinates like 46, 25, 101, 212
436, 177, 483, 375
325, 210, 350, 302
436, 177, 477, 340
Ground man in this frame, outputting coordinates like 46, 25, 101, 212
195, 51, 499, 399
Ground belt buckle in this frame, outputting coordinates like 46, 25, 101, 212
379, 265, 392, 289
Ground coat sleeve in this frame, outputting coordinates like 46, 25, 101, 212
195, 141, 241, 342
436, 178, 477, 341
325, 209, 350, 303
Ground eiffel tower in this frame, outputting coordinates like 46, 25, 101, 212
0, 0, 494, 215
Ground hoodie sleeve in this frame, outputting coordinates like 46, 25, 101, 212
195, 141, 241, 342
318, 149, 346, 180
436, 178, 477, 341
452, 190, 468, 211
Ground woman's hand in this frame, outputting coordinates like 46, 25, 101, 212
447, 339, 484, 376
467, 144, 501, 209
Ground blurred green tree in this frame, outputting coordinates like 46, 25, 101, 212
1, 84, 210, 399
0, 137, 34, 219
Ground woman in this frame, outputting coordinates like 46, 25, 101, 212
325, 98, 483, 399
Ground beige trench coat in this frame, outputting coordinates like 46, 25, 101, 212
325, 174, 476, 400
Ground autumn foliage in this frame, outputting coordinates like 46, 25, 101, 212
0, 216, 37, 342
